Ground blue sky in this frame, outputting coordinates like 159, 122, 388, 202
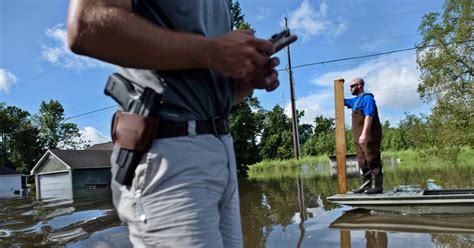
0, 0, 443, 145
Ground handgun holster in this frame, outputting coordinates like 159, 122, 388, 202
112, 111, 158, 152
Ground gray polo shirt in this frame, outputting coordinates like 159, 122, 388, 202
120, 0, 235, 122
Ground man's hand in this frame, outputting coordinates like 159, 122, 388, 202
210, 29, 274, 78
246, 57, 280, 92
359, 133, 367, 144
233, 56, 280, 103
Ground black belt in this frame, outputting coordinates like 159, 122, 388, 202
155, 117, 230, 139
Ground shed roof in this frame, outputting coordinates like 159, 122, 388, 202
86, 142, 113, 151
0, 166, 21, 175
49, 150, 113, 169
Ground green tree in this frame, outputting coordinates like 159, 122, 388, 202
313, 115, 335, 134
33, 100, 83, 149
398, 113, 431, 151
381, 120, 404, 151
230, 95, 265, 176
259, 105, 293, 160
302, 115, 336, 156
298, 123, 313, 145
0, 103, 43, 173
296, 110, 314, 145
416, 0, 473, 156
229, 0, 252, 30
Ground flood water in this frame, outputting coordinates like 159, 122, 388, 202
1, 158, 473, 247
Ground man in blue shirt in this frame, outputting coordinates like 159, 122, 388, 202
344, 78, 383, 194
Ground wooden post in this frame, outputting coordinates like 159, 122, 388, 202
340, 230, 351, 248
334, 79, 347, 194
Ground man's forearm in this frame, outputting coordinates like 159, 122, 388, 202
67, 0, 213, 70
361, 115, 373, 136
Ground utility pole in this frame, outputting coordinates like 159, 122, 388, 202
285, 17, 300, 160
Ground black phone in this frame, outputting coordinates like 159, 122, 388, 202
269, 29, 294, 53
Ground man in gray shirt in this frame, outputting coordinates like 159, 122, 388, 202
67, 0, 296, 247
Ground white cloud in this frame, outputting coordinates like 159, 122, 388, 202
80, 126, 110, 146
42, 24, 112, 70
281, 1, 329, 42
0, 68, 17, 93
256, 8, 271, 21
331, 17, 348, 37
285, 90, 334, 124
281, 1, 348, 42
58, 126, 110, 150
311, 53, 422, 110
288, 53, 427, 126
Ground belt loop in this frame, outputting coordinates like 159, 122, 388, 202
187, 120, 197, 138
210, 116, 219, 137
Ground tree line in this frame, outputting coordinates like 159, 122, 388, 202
0, 100, 85, 173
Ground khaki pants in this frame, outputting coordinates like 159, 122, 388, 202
111, 129, 242, 247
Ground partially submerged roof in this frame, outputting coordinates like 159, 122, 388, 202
0, 166, 22, 175
85, 142, 113, 151
49, 150, 113, 169
31, 149, 113, 175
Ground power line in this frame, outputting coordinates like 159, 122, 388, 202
284, 56, 417, 74
279, 39, 473, 72
2, 126, 37, 136
291, 7, 441, 31
10, 64, 64, 89
64, 96, 109, 111
300, 33, 421, 49
283, 47, 417, 71
14, 61, 53, 78
64, 105, 116, 121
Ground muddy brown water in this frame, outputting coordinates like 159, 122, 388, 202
1, 160, 473, 247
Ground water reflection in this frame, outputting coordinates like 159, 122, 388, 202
0, 158, 472, 247
0, 188, 131, 247
332, 209, 474, 248
330, 208, 474, 234
241, 159, 474, 247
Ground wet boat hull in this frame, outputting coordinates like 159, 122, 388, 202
330, 208, 474, 234
328, 189, 474, 214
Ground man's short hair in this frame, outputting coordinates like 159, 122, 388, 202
352, 78, 365, 87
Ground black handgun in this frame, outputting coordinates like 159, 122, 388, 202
269, 29, 295, 53
104, 73, 161, 186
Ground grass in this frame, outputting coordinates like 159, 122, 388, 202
382, 150, 421, 161
383, 147, 474, 167
249, 155, 328, 170
248, 155, 328, 177
248, 147, 474, 177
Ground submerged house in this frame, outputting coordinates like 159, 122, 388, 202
0, 167, 24, 198
329, 154, 360, 178
30, 143, 113, 200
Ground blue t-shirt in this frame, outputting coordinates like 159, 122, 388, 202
123, 0, 235, 122
344, 93, 377, 116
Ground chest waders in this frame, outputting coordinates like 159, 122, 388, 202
351, 95, 383, 194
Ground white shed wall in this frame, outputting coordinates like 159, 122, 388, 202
0, 175, 22, 198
